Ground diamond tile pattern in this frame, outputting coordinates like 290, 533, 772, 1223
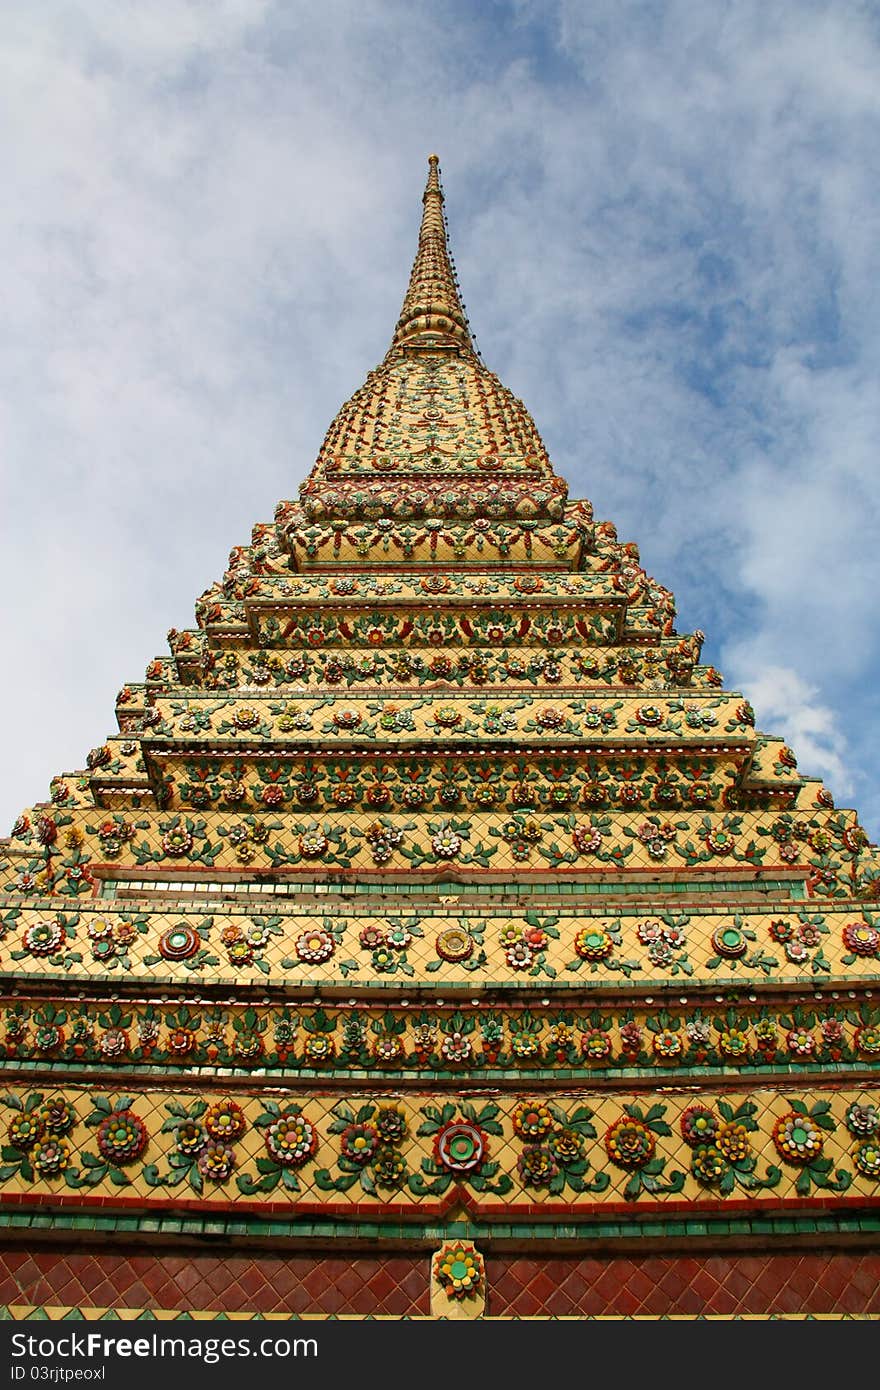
0, 1248, 428, 1315
0, 1247, 878, 1316
487, 1252, 880, 1316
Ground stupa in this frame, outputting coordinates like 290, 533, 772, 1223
1, 157, 879, 1320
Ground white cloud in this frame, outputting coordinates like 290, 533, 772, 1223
725, 661, 851, 795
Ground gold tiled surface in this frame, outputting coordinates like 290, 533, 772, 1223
284, 520, 588, 570
3, 796, 875, 897
90, 747, 756, 806
216, 570, 664, 602
747, 738, 800, 783
46, 777, 99, 809
0, 899, 877, 989
246, 603, 626, 647
163, 646, 724, 695
246, 570, 628, 603
0, 1083, 876, 1213
142, 691, 749, 744
0, 991, 877, 1073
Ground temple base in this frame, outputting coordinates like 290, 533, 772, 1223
2, 1239, 878, 1318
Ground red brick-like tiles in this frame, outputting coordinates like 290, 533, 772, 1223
1, 1246, 878, 1316
486, 1252, 880, 1316
0, 1247, 428, 1316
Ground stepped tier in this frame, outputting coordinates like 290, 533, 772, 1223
1, 790, 871, 902
283, 513, 594, 570
167, 646, 720, 693
17, 722, 809, 817
225, 501, 641, 577
0, 895, 877, 994
0, 1081, 875, 1233
98, 738, 765, 808
223, 543, 647, 593
129, 690, 754, 746
217, 567, 666, 600
208, 590, 630, 648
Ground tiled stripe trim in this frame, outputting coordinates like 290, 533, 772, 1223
0, 1308, 872, 1320
101, 877, 801, 898
1, 1210, 880, 1243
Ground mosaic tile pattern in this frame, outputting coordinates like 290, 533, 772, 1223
2, 992, 879, 1077
0, 1084, 877, 1218
2, 900, 879, 992
0, 1249, 878, 1316
485, 1252, 880, 1317
0, 1249, 428, 1316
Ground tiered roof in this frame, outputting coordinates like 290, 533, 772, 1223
0, 159, 878, 1284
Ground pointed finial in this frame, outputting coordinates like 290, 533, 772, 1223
391, 155, 474, 351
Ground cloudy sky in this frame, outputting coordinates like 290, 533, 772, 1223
2, 0, 879, 838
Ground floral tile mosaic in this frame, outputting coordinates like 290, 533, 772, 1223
1, 990, 879, 1077
0, 1084, 877, 1218
1, 900, 878, 992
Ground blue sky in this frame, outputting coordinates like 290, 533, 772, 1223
2, 0, 880, 837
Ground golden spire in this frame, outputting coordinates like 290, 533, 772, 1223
391, 154, 474, 351
298, 154, 568, 522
